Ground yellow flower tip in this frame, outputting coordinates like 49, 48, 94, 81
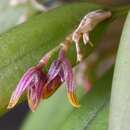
7, 103, 14, 109
7, 99, 18, 109
67, 91, 80, 108
30, 107, 36, 112
28, 101, 36, 112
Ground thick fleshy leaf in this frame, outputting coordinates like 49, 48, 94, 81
108, 10, 130, 130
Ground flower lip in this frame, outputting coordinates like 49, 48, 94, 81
42, 75, 61, 99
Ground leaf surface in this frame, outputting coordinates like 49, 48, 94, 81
108, 9, 130, 130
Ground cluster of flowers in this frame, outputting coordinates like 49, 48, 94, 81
7, 48, 80, 112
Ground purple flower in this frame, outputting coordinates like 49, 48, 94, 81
7, 66, 47, 112
47, 50, 80, 108
7, 49, 80, 111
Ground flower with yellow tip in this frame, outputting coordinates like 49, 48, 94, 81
47, 49, 80, 108
7, 66, 47, 112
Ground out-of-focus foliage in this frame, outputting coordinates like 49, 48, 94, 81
0, 0, 46, 34
108, 9, 130, 130
0, 0, 28, 34
0, 5, 28, 34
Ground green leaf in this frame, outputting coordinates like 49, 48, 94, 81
86, 103, 109, 130
108, 10, 130, 130
21, 68, 113, 130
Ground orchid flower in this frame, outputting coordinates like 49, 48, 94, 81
7, 66, 47, 112
47, 50, 80, 108
7, 44, 63, 111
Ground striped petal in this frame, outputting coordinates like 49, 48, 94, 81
7, 67, 46, 110
47, 60, 62, 83
62, 58, 80, 108
27, 72, 46, 112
